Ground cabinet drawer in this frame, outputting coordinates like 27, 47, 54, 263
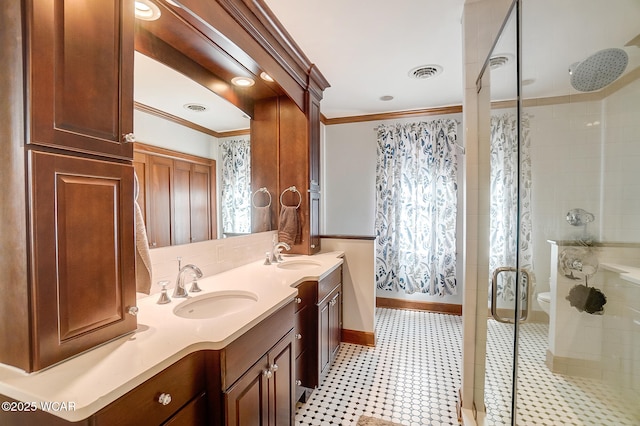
163, 392, 208, 426
94, 352, 205, 426
295, 281, 317, 312
318, 267, 341, 303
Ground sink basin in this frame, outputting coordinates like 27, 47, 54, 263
173, 290, 258, 320
277, 260, 322, 270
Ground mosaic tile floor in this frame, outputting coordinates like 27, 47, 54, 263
295, 307, 640, 426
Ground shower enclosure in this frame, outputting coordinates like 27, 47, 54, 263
477, 0, 640, 424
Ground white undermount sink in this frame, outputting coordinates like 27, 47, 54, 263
277, 260, 322, 270
173, 290, 258, 320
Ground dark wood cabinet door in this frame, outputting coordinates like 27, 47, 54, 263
173, 160, 192, 245
28, 151, 136, 370
225, 355, 269, 426
190, 164, 212, 243
329, 288, 342, 361
26, 0, 134, 160
268, 331, 295, 426
318, 299, 331, 378
148, 156, 173, 248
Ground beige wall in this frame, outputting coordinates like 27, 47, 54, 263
321, 238, 376, 335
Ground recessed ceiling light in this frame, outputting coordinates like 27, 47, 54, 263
260, 72, 274, 82
135, 0, 161, 21
408, 64, 443, 80
183, 103, 208, 112
380, 95, 394, 101
231, 76, 255, 87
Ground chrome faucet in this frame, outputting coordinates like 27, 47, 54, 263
272, 241, 291, 263
173, 264, 203, 298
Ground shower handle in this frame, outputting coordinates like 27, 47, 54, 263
490, 267, 531, 324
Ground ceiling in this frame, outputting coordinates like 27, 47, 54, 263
134, 0, 640, 130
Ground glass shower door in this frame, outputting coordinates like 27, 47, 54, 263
480, 0, 640, 424
479, 3, 525, 424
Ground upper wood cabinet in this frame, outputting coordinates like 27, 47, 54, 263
25, 0, 134, 160
253, 96, 322, 255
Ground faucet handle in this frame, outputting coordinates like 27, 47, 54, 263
189, 275, 202, 293
156, 280, 171, 304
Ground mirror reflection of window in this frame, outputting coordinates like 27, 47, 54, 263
220, 138, 251, 236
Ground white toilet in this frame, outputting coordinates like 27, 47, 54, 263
537, 291, 551, 315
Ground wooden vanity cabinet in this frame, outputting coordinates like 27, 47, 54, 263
293, 266, 343, 401
208, 300, 296, 426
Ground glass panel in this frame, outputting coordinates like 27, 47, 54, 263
516, 0, 640, 424
482, 4, 522, 425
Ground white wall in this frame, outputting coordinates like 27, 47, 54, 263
134, 109, 219, 159
322, 113, 464, 305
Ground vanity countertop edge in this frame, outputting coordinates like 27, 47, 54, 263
0, 251, 344, 422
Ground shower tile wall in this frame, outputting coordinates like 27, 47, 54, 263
524, 78, 640, 302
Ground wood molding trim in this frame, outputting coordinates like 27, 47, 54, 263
341, 329, 376, 347
133, 142, 215, 166
135, 102, 250, 139
376, 297, 462, 316
322, 105, 463, 126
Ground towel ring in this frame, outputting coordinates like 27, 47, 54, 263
280, 186, 302, 209
252, 187, 272, 208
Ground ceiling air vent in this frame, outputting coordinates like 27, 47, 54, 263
408, 65, 443, 80
184, 103, 208, 112
489, 54, 513, 70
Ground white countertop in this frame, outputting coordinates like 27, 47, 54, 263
600, 262, 640, 286
0, 252, 344, 422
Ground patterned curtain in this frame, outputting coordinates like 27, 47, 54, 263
220, 138, 251, 234
375, 119, 458, 296
489, 114, 534, 301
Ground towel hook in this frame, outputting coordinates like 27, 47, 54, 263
280, 186, 302, 209
252, 187, 272, 208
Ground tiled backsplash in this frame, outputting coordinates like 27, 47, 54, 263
145, 231, 277, 296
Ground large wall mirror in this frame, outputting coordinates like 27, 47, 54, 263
131, 0, 286, 247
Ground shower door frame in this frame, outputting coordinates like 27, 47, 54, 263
476, 0, 525, 424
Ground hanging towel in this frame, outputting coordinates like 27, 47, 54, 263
254, 206, 271, 232
278, 206, 300, 246
134, 173, 152, 294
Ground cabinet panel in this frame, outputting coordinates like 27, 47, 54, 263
190, 164, 212, 242
269, 331, 295, 426
173, 160, 192, 245
318, 300, 331, 377
225, 355, 269, 426
29, 150, 136, 370
148, 156, 173, 248
27, 0, 133, 159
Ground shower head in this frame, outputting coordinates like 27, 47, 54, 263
568, 48, 628, 92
